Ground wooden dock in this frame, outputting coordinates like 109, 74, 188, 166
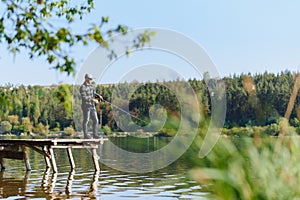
0, 138, 107, 172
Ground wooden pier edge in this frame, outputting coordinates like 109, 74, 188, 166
0, 138, 107, 172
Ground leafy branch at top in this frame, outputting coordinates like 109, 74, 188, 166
0, 0, 154, 76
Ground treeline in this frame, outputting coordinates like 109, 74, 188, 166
0, 70, 299, 135
224, 70, 298, 127
0, 84, 73, 135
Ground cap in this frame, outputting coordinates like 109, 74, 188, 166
85, 73, 94, 80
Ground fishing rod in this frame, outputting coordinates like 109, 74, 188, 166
104, 100, 149, 125
96, 94, 149, 125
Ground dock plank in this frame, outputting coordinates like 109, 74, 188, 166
0, 138, 108, 172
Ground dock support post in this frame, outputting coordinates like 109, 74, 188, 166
21, 145, 31, 171
43, 146, 51, 169
67, 147, 75, 170
92, 148, 100, 171
0, 157, 5, 170
66, 169, 75, 195
49, 148, 58, 173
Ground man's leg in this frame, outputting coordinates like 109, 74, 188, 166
82, 107, 91, 138
90, 108, 99, 137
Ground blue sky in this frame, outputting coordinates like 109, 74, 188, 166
1, 0, 300, 85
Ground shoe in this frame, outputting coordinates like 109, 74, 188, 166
84, 134, 92, 139
93, 134, 100, 139
93, 133, 105, 139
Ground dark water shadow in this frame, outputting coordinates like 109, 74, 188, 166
0, 169, 30, 198
0, 168, 101, 199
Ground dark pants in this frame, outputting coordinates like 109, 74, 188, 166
82, 106, 99, 137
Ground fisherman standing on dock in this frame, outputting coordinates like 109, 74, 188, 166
80, 73, 103, 139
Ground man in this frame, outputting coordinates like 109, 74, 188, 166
80, 73, 103, 139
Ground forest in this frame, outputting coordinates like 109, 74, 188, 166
0, 70, 299, 137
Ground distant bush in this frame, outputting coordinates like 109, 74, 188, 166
52, 122, 61, 132
136, 129, 144, 136
7, 115, 19, 126
33, 123, 49, 135
157, 127, 177, 137
0, 121, 12, 134
265, 123, 280, 135
21, 117, 33, 133
222, 127, 250, 136
103, 125, 112, 135
63, 126, 75, 136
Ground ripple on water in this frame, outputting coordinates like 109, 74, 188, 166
145, 177, 165, 181
141, 182, 155, 186
113, 182, 130, 186
154, 185, 177, 189
173, 188, 193, 194
174, 182, 188, 186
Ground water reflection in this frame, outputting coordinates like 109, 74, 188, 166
0, 166, 207, 199
89, 171, 100, 196
65, 169, 75, 196
40, 169, 100, 199
41, 168, 50, 194
0, 140, 208, 199
0, 170, 30, 198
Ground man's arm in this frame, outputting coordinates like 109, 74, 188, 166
95, 93, 104, 101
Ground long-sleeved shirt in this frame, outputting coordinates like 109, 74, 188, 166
80, 82, 96, 107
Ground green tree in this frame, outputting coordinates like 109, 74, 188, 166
33, 94, 41, 125
11, 88, 23, 118
0, 91, 12, 120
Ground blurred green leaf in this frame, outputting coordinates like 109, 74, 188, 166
190, 135, 300, 200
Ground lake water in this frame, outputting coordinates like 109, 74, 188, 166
0, 137, 209, 199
